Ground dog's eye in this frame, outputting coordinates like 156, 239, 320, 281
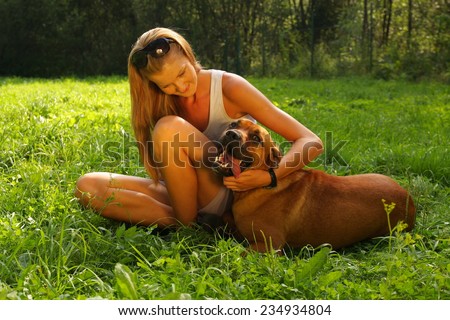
251, 135, 261, 143
229, 122, 238, 128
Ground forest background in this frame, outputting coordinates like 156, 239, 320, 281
1, 0, 448, 81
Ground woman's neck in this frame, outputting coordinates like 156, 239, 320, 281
176, 70, 211, 131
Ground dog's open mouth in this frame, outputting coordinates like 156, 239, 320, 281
213, 151, 252, 178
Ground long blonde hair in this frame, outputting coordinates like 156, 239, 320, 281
128, 28, 202, 179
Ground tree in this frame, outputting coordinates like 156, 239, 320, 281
381, 0, 393, 47
0, 0, 447, 80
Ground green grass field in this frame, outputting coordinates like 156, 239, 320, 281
0, 76, 449, 300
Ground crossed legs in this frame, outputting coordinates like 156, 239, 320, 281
74, 116, 223, 227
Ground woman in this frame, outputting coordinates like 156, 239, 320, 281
75, 27, 323, 228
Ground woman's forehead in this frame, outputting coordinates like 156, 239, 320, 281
148, 55, 187, 87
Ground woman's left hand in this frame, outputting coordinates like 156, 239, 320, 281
223, 169, 271, 192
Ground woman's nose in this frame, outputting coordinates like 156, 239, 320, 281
174, 80, 184, 92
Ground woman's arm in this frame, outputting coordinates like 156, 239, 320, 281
221, 72, 323, 191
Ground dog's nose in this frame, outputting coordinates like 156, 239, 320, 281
225, 129, 241, 140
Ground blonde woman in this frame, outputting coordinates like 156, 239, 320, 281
75, 27, 323, 228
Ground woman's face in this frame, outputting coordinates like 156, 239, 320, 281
148, 53, 198, 97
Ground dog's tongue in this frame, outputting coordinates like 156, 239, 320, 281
224, 153, 241, 178
231, 157, 242, 178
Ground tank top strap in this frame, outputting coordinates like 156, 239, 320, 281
202, 69, 255, 141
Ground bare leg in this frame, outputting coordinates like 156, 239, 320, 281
152, 116, 223, 225
75, 116, 223, 227
75, 172, 176, 226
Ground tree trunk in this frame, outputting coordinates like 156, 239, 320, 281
310, 0, 315, 77
381, 0, 393, 46
362, 0, 369, 70
407, 0, 413, 51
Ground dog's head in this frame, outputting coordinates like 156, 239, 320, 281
212, 119, 282, 177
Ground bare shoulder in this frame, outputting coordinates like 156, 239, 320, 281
220, 72, 315, 143
222, 71, 245, 84
221, 72, 270, 108
220, 72, 273, 119
221, 72, 254, 96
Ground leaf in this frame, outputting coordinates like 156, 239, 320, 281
114, 263, 139, 300
297, 247, 331, 281
161, 292, 192, 300
115, 224, 126, 238
320, 271, 343, 286
379, 282, 390, 299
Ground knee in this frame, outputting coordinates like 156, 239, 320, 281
153, 115, 188, 143
152, 116, 192, 159
74, 172, 102, 205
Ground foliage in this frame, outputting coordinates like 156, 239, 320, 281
0, 0, 448, 81
0, 77, 449, 300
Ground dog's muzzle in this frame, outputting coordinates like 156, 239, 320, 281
212, 129, 254, 177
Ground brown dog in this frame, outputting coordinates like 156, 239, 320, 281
213, 119, 416, 252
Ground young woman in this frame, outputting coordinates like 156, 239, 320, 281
75, 27, 323, 228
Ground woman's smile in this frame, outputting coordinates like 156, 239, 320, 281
178, 83, 190, 94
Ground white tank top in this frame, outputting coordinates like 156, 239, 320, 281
202, 69, 255, 141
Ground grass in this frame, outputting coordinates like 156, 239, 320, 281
0, 76, 449, 300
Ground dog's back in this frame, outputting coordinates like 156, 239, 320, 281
233, 169, 415, 250
288, 169, 414, 247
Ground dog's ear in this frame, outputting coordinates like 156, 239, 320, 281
265, 140, 282, 168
